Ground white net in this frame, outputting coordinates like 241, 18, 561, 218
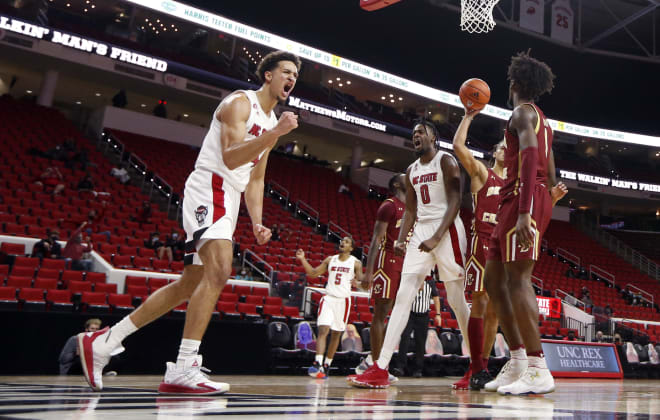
460, 0, 500, 33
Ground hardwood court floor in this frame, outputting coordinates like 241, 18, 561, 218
0, 375, 659, 419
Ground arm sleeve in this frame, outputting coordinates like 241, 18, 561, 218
376, 200, 395, 223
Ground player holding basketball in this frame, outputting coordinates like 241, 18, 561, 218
481, 51, 559, 395
78, 51, 301, 394
297, 237, 363, 379
348, 118, 470, 389
354, 173, 408, 381
453, 111, 567, 391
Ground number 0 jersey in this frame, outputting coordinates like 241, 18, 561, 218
325, 254, 358, 298
408, 150, 455, 223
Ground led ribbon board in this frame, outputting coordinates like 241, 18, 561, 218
126, 0, 659, 146
0, 15, 167, 72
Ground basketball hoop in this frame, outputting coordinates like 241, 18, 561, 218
460, 0, 500, 33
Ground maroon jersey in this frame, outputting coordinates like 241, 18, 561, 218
501, 103, 553, 199
375, 196, 405, 252
472, 168, 504, 238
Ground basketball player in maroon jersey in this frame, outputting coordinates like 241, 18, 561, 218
453, 109, 567, 391
482, 51, 559, 395
354, 174, 408, 379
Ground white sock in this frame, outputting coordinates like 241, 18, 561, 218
528, 356, 547, 369
176, 338, 201, 363
365, 354, 373, 365
445, 279, 471, 353
376, 272, 426, 370
315, 354, 323, 365
511, 347, 528, 361
109, 316, 138, 345
324, 358, 333, 367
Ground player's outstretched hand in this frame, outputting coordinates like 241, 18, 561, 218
418, 237, 440, 253
464, 107, 481, 120
551, 182, 568, 205
515, 213, 534, 250
393, 241, 406, 257
274, 111, 298, 136
253, 223, 272, 245
295, 249, 305, 260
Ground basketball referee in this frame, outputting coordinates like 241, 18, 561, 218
392, 277, 441, 377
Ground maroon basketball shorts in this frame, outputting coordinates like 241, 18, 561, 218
488, 184, 552, 263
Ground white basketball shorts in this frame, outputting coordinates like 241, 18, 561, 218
182, 169, 241, 266
401, 218, 467, 283
317, 294, 351, 332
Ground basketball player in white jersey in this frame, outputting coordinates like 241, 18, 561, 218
296, 237, 363, 379
349, 118, 470, 388
77, 51, 301, 394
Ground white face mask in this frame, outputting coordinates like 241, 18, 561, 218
172, 234, 178, 239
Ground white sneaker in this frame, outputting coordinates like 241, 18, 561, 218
78, 327, 124, 391
484, 358, 527, 392
497, 366, 555, 395
158, 355, 230, 395
388, 373, 399, 383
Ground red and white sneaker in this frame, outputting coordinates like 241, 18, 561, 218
78, 327, 123, 391
347, 364, 390, 389
158, 355, 230, 395
452, 364, 472, 390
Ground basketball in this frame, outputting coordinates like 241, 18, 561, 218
459, 78, 491, 111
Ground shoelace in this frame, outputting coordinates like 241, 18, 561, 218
183, 365, 212, 382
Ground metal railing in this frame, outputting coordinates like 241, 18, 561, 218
531, 275, 544, 293
128, 153, 148, 187
102, 130, 125, 157
578, 219, 660, 280
590, 264, 615, 287
268, 181, 290, 206
242, 249, 274, 284
295, 200, 319, 226
555, 288, 587, 312
562, 316, 593, 341
626, 283, 654, 306
327, 221, 353, 243
556, 247, 581, 267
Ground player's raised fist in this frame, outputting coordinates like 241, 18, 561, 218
295, 249, 305, 260
274, 111, 298, 136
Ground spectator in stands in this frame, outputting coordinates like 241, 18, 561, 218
77, 173, 95, 193
563, 330, 578, 341
59, 318, 102, 374
157, 233, 179, 263
144, 232, 164, 255
582, 291, 593, 308
32, 229, 62, 259
153, 100, 167, 118
110, 163, 131, 185
169, 231, 185, 261
235, 267, 253, 281
338, 183, 354, 199
112, 89, 127, 108
133, 201, 152, 225
341, 324, 363, 352
271, 224, 280, 241
605, 304, 613, 317
63, 222, 94, 271
594, 331, 605, 343
35, 167, 65, 195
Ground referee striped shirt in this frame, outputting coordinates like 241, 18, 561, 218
411, 279, 438, 314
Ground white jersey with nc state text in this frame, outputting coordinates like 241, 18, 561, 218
325, 254, 358, 299
194, 90, 278, 193
409, 150, 455, 222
